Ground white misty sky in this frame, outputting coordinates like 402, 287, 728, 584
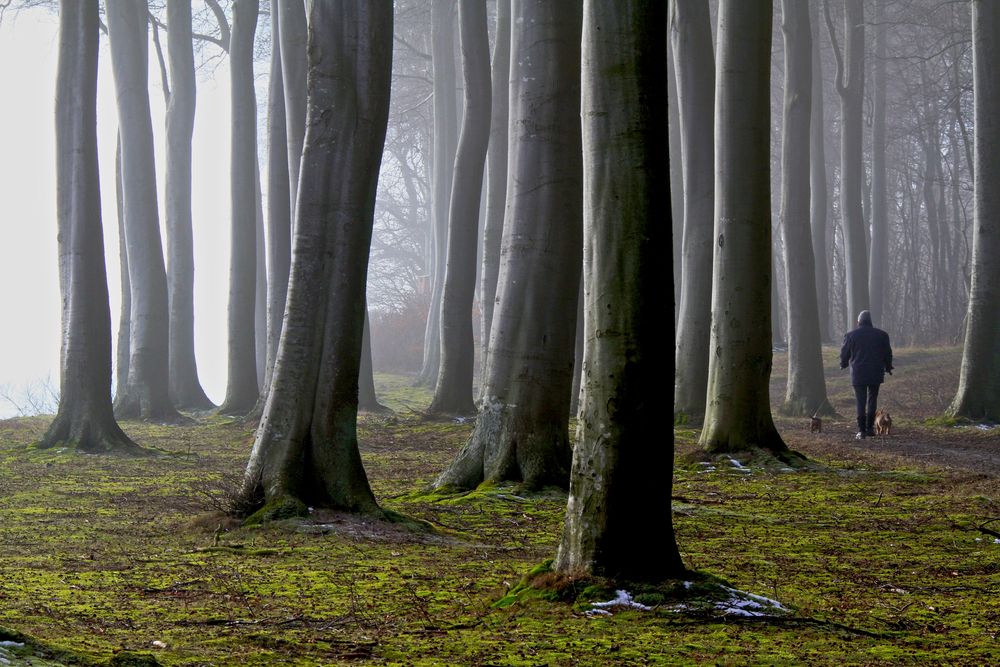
0, 10, 236, 416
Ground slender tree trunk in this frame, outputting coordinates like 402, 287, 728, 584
419, 0, 458, 387
427, 0, 491, 416
220, 0, 260, 416
671, 0, 714, 421
668, 27, 684, 326
810, 3, 831, 342
165, 0, 213, 410
241, 2, 393, 516
570, 278, 584, 416
825, 0, 868, 320
949, 1, 1000, 420
779, 0, 830, 417
107, 0, 180, 422
433, 0, 582, 491
254, 159, 267, 386
699, 0, 786, 455
479, 0, 510, 382
114, 135, 130, 402
277, 0, 308, 216
556, 0, 684, 582
358, 309, 388, 412
868, 0, 888, 327
42, 0, 143, 454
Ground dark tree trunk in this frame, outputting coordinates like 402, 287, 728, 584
42, 0, 143, 455
810, 1, 832, 342
358, 309, 388, 412
670, 0, 715, 421
479, 0, 510, 382
779, 0, 830, 417
868, 0, 888, 326
433, 0, 582, 491
107, 0, 181, 422
241, 2, 393, 516
277, 0, 307, 214
427, 0, 492, 416
165, 0, 213, 410
699, 0, 786, 454
556, 0, 684, 583
220, 0, 260, 416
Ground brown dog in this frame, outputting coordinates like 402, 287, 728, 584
874, 409, 892, 436
809, 416, 822, 433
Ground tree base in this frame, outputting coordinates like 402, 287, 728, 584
39, 411, 148, 456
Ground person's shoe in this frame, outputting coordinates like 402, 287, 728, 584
855, 431, 866, 440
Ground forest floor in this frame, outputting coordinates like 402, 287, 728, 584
0, 346, 998, 665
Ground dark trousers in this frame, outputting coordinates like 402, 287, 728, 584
853, 384, 881, 433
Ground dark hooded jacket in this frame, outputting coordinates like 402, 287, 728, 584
840, 316, 893, 386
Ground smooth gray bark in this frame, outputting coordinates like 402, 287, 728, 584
670, 0, 715, 421
220, 0, 260, 416
277, 0, 307, 214
255, 159, 267, 387
43, 0, 143, 454
810, 3, 832, 342
479, 0, 510, 382
699, 0, 786, 454
949, 1, 1000, 420
165, 0, 213, 410
418, 0, 458, 387
427, 0, 491, 416
358, 310, 388, 412
868, 0, 888, 325
107, 0, 180, 422
556, 0, 684, 583
668, 26, 683, 325
241, 1, 393, 515
114, 136, 130, 403
779, 0, 830, 417
434, 0, 582, 491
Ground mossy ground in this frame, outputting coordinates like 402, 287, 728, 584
0, 350, 998, 664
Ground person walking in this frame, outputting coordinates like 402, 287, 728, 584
841, 310, 893, 439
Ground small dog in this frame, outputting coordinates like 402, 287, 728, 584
809, 416, 822, 433
874, 409, 892, 436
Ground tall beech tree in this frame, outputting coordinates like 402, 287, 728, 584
810, 2, 832, 342
241, 1, 393, 516
277, 0, 308, 216
670, 0, 715, 420
869, 0, 888, 325
107, 0, 180, 422
949, 0, 1000, 421
779, 0, 830, 417
555, 0, 683, 582
42, 0, 143, 455
427, 0, 491, 416
698, 0, 786, 454
164, 0, 213, 410
220, 0, 260, 416
434, 0, 582, 491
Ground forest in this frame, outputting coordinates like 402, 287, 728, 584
0, 0, 999, 665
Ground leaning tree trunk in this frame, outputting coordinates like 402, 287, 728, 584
42, 0, 143, 455
479, 0, 510, 381
418, 0, 459, 388
868, 0, 888, 327
427, 0, 492, 416
825, 0, 868, 321
165, 0, 213, 410
433, 0, 582, 491
671, 0, 715, 421
949, 1, 1000, 421
556, 0, 684, 583
241, 1, 393, 517
810, 3, 832, 342
220, 0, 260, 416
107, 0, 180, 422
699, 0, 786, 455
779, 0, 830, 417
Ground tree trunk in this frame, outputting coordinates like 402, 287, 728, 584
433, 0, 582, 491
107, 0, 180, 422
42, 0, 143, 455
670, 0, 714, 421
810, 3, 832, 342
277, 0, 308, 215
699, 0, 786, 455
255, 159, 268, 386
556, 0, 683, 583
668, 27, 684, 326
825, 0, 868, 321
220, 0, 260, 416
779, 0, 830, 417
418, 0, 458, 387
427, 0, 491, 416
868, 0, 888, 327
479, 0, 510, 383
358, 309, 388, 412
114, 135, 130, 403
949, 1, 1000, 420
165, 0, 213, 410
241, 2, 393, 516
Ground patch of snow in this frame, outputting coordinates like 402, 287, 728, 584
994, 538, 1000, 545
683, 581, 694, 589
728, 458, 752, 473
976, 423, 998, 431
714, 586, 787, 617
584, 608, 611, 617
584, 589, 653, 617
0, 643, 23, 649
